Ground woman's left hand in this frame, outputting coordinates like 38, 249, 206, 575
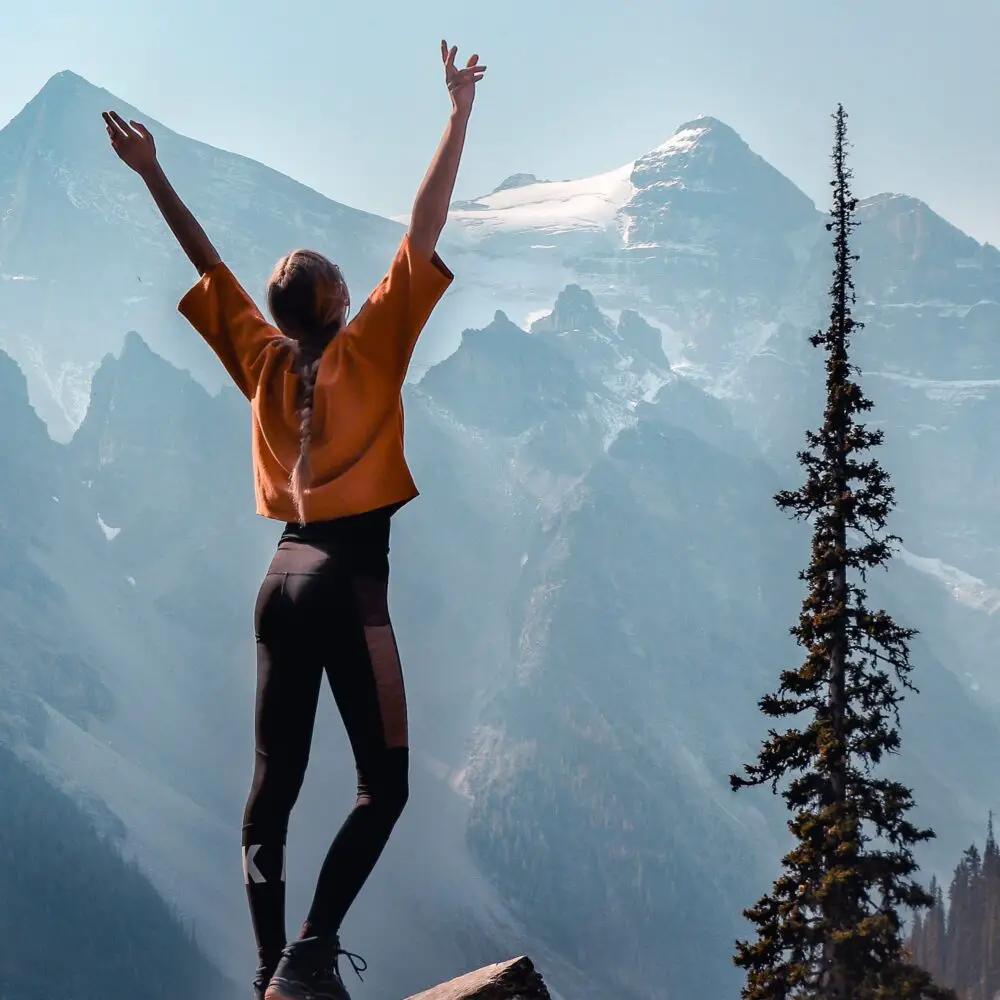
442, 40, 486, 117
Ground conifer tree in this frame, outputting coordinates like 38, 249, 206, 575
729, 104, 955, 1000
918, 877, 947, 984
907, 816, 1000, 999
981, 816, 1000, 998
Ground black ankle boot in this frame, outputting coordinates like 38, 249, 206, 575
265, 936, 366, 1000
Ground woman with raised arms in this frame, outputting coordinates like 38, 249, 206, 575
103, 40, 486, 1000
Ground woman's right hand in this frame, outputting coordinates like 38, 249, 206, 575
102, 110, 221, 276
103, 111, 159, 176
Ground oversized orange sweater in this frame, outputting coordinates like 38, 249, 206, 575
178, 235, 453, 523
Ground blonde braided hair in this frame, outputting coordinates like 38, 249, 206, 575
266, 250, 349, 525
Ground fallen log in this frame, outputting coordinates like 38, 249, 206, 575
403, 956, 552, 1000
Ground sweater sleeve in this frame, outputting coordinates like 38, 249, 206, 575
178, 263, 282, 399
346, 235, 453, 384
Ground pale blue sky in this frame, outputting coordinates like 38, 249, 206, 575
2, 0, 998, 243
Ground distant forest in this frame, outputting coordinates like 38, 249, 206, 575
909, 816, 1000, 1000
0, 739, 233, 1000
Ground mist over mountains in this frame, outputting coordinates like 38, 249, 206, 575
1, 70, 999, 1000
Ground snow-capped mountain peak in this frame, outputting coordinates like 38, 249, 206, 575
629, 115, 769, 192
442, 116, 811, 251
645, 115, 735, 157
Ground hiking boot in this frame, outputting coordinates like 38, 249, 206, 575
264, 936, 367, 1000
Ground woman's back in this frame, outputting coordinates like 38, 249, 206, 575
178, 235, 452, 523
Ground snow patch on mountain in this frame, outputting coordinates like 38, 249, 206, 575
0, 332, 99, 436
648, 122, 712, 158
868, 370, 1000, 403
445, 164, 635, 241
897, 546, 1000, 614
97, 514, 120, 541
875, 300, 987, 317
594, 394, 639, 450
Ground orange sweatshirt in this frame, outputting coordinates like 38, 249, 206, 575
178, 235, 453, 523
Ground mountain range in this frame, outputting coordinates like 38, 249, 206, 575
1, 70, 999, 1000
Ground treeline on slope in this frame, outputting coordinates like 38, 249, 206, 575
0, 739, 233, 1000
909, 816, 1000, 1000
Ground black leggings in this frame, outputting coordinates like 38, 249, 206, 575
242, 510, 409, 968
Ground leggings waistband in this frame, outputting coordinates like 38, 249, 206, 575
279, 506, 392, 551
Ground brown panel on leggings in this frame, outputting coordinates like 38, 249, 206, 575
363, 624, 409, 749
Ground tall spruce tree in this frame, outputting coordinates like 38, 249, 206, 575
729, 104, 955, 1000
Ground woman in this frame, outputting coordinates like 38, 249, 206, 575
103, 41, 486, 1000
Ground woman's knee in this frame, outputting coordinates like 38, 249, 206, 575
386, 767, 409, 818
245, 753, 308, 827
359, 748, 409, 821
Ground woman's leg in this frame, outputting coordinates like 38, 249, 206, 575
244, 570, 326, 974
301, 572, 410, 941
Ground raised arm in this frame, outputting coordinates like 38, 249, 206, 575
407, 41, 487, 259
102, 111, 221, 276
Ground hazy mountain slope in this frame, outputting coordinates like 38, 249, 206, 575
0, 347, 113, 748
0, 741, 233, 1000
0, 349, 240, 996
465, 414, 794, 1000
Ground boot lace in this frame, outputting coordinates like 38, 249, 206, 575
335, 948, 367, 983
